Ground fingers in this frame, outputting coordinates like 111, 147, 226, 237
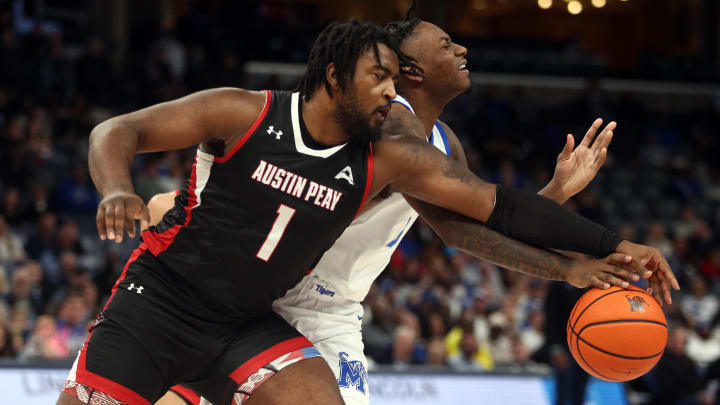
139, 204, 151, 232
590, 270, 630, 289
579, 118, 603, 148
604, 264, 640, 283
113, 203, 125, 243
593, 147, 608, 168
658, 256, 680, 290
558, 134, 574, 161
105, 205, 116, 241
125, 204, 136, 239
590, 275, 611, 290
591, 121, 617, 152
96, 206, 107, 240
618, 256, 653, 278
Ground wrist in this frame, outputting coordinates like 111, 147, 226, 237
539, 179, 568, 205
615, 240, 632, 253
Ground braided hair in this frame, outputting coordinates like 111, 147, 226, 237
384, 0, 424, 78
296, 20, 412, 101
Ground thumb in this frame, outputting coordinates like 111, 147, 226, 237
558, 134, 574, 161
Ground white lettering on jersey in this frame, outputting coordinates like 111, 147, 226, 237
250, 160, 342, 211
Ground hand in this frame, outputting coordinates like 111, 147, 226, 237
96, 191, 150, 243
566, 253, 640, 289
548, 118, 616, 202
615, 241, 680, 305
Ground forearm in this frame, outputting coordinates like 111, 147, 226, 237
406, 196, 572, 282
88, 120, 140, 197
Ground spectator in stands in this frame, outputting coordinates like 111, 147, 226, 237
521, 310, 546, 356
681, 275, 719, 328
426, 337, 447, 366
0, 322, 16, 358
645, 221, 675, 258
18, 314, 64, 359
391, 325, 426, 367
54, 294, 89, 357
363, 293, 395, 364
653, 326, 713, 405
0, 214, 26, 266
699, 247, 720, 280
5, 264, 43, 319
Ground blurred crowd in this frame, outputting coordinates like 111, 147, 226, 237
1, 2, 720, 405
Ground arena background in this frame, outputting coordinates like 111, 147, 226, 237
1, 0, 719, 404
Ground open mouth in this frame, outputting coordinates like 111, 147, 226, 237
459, 60, 469, 73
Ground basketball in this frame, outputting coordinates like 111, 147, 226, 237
566, 285, 667, 382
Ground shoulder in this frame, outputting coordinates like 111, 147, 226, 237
196, 87, 268, 115
382, 103, 426, 140
436, 120, 466, 164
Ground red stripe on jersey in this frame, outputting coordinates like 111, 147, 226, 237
143, 158, 200, 257
75, 336, 151, 405
215, 90, 273, 163
352, 142, 374, 220
229, 336, 312, 385
102, 243, 146, 311
169, 385, 201, 405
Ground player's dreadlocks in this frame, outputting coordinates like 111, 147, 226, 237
384, 0, 424, 78
296, 20, 412, 101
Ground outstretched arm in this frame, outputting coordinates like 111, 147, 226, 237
402, 121, 636, 290
376, 106, 678, 302
89, 88, 267, 242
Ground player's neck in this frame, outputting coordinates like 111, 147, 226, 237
301, 93, 351, 146
401, 88, 448, 138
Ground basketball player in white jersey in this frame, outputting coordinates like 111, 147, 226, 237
150, 17, 678, 405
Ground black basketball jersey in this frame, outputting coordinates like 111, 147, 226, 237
135, 90, 373, 319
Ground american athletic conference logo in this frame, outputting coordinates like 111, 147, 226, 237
337, 352, 368, 394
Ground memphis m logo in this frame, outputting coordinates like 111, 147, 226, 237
625, 295, 648, 312
337, 352, 368, 394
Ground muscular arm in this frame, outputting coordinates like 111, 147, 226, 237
89, 88, 265, 196
89, 88, 266, 241
401, 121, 572, 281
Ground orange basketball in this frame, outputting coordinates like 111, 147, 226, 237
566, 285, 667, 382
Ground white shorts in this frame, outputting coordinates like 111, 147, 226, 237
273, 275, 370, 405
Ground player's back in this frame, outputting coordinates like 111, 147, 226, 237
131, 91, 373, 321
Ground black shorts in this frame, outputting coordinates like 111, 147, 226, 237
67, 249, 319, 405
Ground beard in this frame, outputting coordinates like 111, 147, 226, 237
334, 88, 382, 143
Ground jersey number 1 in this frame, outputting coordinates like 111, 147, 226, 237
256, 204, 296, 261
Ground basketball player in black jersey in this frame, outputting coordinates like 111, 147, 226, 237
59, 20, 677, 405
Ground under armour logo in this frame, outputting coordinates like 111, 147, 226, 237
266, 126, 283, 139
128, 283, 144, 294
335, 166, 354, 185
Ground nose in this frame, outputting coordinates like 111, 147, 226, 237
455, 44, 467, 57
383, 80, 397, 101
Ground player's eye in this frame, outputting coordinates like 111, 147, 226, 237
374, 73, 386, 80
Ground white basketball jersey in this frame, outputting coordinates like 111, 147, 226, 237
300, 95, 451, 302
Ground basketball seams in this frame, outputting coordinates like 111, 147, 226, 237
578, 319, 667, 335
571, 289, 626, 332
573, 330, 664, 360
576, 336, 617, 381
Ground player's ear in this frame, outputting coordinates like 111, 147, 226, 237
401, 65, 423, 83
326, 62, 340, 92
